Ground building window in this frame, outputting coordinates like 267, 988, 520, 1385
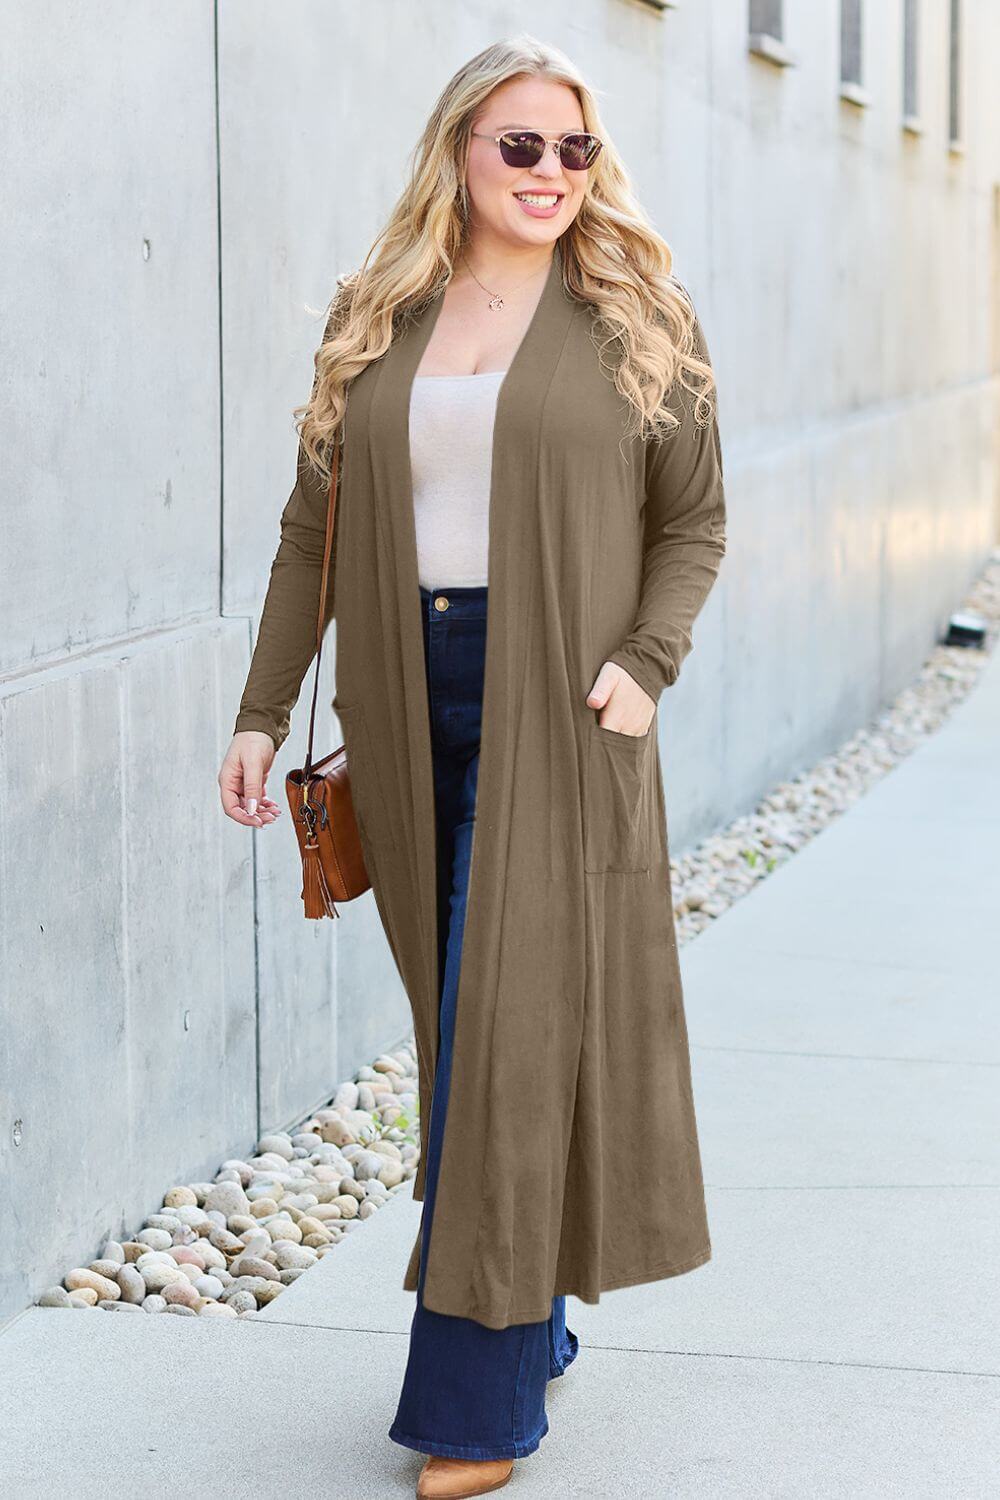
749, 0, 795, 67
839, 0, 869, 105
902, 0, 921, 131
750, 0, 782, 39
840, 0, 862, 85
948, 0, 963, 148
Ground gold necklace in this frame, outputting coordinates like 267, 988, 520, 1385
460, 250, 548, 311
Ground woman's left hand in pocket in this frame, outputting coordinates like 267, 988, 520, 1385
586, 662, 656, 735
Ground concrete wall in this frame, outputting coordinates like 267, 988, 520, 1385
1, 0, 997, 1322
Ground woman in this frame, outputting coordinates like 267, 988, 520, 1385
220, 34, 726, 1500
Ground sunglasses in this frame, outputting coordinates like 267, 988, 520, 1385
470, 129, 603, 173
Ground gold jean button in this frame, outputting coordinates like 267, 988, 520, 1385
434, 595, 450, 612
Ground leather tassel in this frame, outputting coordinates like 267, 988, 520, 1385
301, 841, 340, 919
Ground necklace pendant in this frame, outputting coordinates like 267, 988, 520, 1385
488, 293, 504, 311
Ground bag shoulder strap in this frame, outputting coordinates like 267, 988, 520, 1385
303, 436, 341, 774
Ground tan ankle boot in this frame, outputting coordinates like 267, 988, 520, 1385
415, 1454, 514, 1498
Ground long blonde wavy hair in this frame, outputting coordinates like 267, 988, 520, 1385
296, 33, 717, 482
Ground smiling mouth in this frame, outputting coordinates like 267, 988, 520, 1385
513, 190, 565, 206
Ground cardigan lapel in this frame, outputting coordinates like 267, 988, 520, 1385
366, 239, 577, 1039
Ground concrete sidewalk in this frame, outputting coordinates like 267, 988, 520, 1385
2, 646, 998, 1497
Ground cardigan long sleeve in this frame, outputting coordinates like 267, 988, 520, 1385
232, 438, 337, 751
605, 316, 727, 707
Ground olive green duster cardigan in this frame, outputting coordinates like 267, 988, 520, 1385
235, 237, 727, 1329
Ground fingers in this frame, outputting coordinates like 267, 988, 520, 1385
242, 763, 264, 821
585, 660, 619, 710
218, 748, 283, 828
256, 796, 282, 825
243, 795, 282, 826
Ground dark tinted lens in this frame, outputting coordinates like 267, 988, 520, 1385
560, 133, 601, 170
498, 131, 545, 168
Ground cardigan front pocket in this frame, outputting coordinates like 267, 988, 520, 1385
584, 721, 654, 873
333, 700, 399, 856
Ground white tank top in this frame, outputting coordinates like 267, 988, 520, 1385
409, 369, 507, 589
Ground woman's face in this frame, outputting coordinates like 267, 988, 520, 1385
464, 75, 589, 249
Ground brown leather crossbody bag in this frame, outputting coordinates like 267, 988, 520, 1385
285, 436, 370, 919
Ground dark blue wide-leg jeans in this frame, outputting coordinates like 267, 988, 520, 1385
388, 584, 579, 1462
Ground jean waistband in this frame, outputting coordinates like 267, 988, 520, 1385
419, 583, 488, 621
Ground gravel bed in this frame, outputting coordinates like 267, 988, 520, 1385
36, 548, 998, 1319
37, 1048, 421, 1317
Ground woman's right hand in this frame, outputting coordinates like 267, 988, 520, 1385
219, 731, 284, 828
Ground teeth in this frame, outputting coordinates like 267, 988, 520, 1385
515, 193, 559, 206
